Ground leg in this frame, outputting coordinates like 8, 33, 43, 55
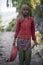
19, 50, 25, 65
25, 48, 32, 65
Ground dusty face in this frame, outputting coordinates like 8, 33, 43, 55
22, 4, 29, 16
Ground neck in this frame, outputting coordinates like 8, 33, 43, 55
23, 15, 29, 18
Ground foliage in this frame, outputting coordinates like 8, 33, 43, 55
6, 19, 16, 31
34, 4, 43, 18
31, 0, 40, 16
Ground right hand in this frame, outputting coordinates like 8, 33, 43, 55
13, 39, 16, 46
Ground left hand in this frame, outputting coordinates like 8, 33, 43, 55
31, 41, 38, 49
34, 41, 38, 47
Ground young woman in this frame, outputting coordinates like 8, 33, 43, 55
13, 4, 38, 65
